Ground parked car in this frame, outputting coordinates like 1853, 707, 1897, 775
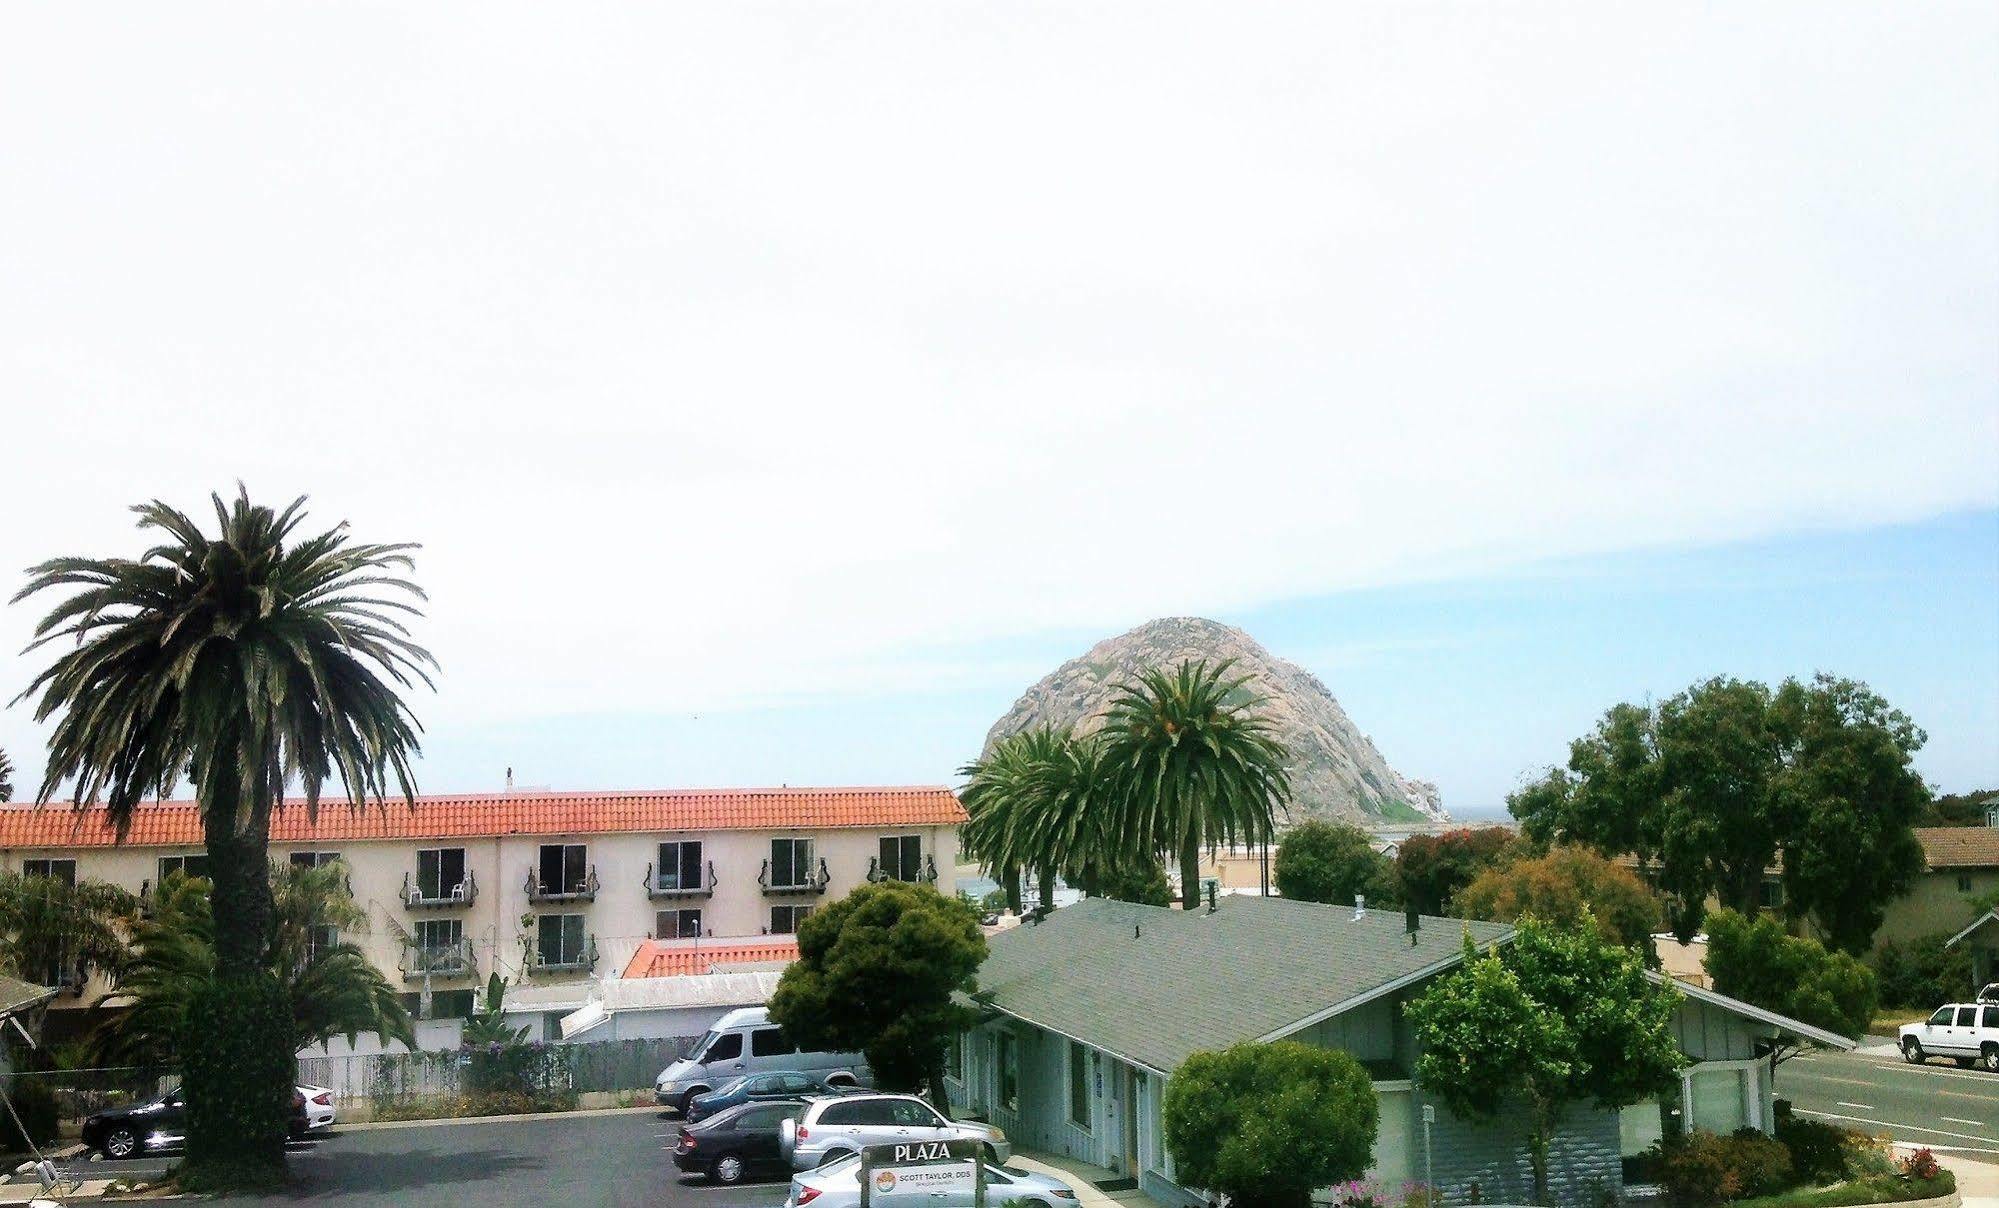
687, 1071, 848, 1123
655, 1008, 869, 1114
300, 1083, 338, 1131
1900, 1001, 1999, 1069
784, 1152, 1077, 1208
83, 1087, 313, 1159
671, 1099, 807, 1184
778, 1093, 1009, 1171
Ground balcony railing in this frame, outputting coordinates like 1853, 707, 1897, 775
759, 857, 831, 897
644, 861, 716, 901
527, 936, 599, 975
865, 854, 940, 885
403, 869, 478, 909
401, 938, 477, 981
524, 866, 599, 903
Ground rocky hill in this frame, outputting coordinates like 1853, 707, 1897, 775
983, 617, 1445, 827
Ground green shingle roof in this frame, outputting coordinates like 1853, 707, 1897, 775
976, 895, 1511, 1074
0, 974, 55, 1018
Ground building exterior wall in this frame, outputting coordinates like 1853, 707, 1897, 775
1875, 868, 1999, 949
6, 821, 957, 1016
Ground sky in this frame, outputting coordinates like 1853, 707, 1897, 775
1, 5, 1994, 813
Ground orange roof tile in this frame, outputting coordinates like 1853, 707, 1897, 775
0, 786, 965, 850
621, 939, 800, 979
1917, 827, 1999, 869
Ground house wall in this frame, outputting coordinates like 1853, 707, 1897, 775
6, 823, 958, 1016
1876, 868, 1999, 950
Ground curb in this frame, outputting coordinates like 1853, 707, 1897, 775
327, 1103, 665, 1133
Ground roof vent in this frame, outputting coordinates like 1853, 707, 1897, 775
1353, 894, 1367, 921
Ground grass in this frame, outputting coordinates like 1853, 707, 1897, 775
1731, 1171, 1956, 1208
1869, 1007, 1930, 1034
1373, 798, 1428, 824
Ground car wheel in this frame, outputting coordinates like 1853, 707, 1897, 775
103, 1128, 138, 1160
679, 1088, 708, 1115
1903, 1037, 1925, 1064
1984, 1045, 1999, 1073
711, 1155, 746, 1184
1956, 1056, 1977, 1069
983, 1143, 1003, 1166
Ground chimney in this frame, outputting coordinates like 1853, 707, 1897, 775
1406, 904, 1421, 947
505, 767, 514, 792
1206, 881, 1219, 915
1353, 894, 1367, 921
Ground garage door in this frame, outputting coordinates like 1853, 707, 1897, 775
1369, 1087, 1414, 1186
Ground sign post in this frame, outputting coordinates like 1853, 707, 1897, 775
859, 1138, 986, 1208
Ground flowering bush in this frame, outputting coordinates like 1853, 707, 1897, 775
1898, 1147, 1941, 1181
1335, 1179, 1388, 1208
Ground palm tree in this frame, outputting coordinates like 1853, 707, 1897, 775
13, 487, 433, 1185
961, 727, 1137, 912
0, 872, 138, 990
960, 729, 1053, 913
93, 862, 414, 1066
1100, 660, 1291, 910
0, 747, 14, 802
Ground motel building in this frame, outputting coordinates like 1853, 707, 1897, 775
0, 785, 963, 1038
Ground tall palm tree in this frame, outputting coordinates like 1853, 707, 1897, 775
13, 487, 433, 1185
0, 872, 137, 990
961, 727, 1136, 911
960, 729, 1055, 913
0, 747, 14, 802
1100, 660, 1291, 910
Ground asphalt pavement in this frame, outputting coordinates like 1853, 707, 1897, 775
1777, 1046, 1999, 1155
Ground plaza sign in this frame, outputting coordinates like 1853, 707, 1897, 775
859, 1138, 988, 1206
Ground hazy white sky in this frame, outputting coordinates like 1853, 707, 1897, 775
2, 4, 1994, 796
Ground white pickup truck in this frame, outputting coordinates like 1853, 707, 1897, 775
1899, 1001, 1999, 1070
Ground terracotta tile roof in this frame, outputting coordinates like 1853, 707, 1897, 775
1917, 827, 1999, 869
0, 786, 965, 849
621, 939, 800, 979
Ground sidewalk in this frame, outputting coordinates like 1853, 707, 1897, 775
1009, 1151, 1165, 1208
1939, 1152, 1999, 1208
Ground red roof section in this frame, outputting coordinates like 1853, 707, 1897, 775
621, 939, 800, 979
0, 787, 965, 849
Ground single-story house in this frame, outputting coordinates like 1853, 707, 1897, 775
0, 974, 58, 1077
1944, 909, 1999, 991
946, 896, 1851, 1208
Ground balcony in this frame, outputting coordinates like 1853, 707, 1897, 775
866, 854, 940, 885
644, 861, 716, 901
525, 866, 599, 904
760, 857, 831, 897
401, 939, 477, 981
403, 869, 478, 909
527, 936, 599, 975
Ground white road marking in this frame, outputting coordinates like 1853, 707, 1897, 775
1835, 1101, 1874, 1110
1796, 1108, 1995, 1145
1942, 1116, 1985, 1126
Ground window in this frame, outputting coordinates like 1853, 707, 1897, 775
890, 1098, 944, 1127
1958, 1006, 1979, 1028
769, 838, 813, 888
657, 841, 704, 891
1960, 874, 1976, 893
1931, 1007, 1955, 1026
998, 1031, 1019, 1111
879, 835, 922, 882
1985, 1006, 1999, 1029
770, 905, 812, 934
1757, 879, 1783, 909
537, 913, 587, 966
307, 923, 339, 961
1069, 1041, 1091, 1129
852, 1100, 901, 1126
1685, 1064, 1754, 1134
692, 1030, 742, 1063
22, 859, 75, 885
416, 848, 468, 900
818, 1101, 860, 1126
655, 909, 703, 939
537, 845, 588, 895
414, 918, 463, 955
751, 1027, 796, 1057
777, 1074, 815, 1093
290, 851, 341, 868
399, 988, 475, 1021
157, 854, 210, 882
736, 1104, 799, 1131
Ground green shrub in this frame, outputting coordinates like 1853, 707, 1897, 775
1775, 1116, 1863, 1186
0, 1079, 60, 1152
1654, 1130, 1796, 1206
1872, 932, 1971, 1008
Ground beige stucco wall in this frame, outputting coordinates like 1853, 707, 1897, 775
1875, 867, 1999, 949
6, 822, 958, 1013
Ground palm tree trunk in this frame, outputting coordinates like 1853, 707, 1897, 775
205, 797, 276, 976
1037, 864, 1057, 913
1003, 865, 1022, 914
1179, 840, 1201, 910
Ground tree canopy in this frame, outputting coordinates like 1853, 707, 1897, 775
1454, 846, 1663, 948
1162, 1041, 1378, 1208
767, 882, 985, 1110
0, 872, 136, 991
1703, 908, 1876, 1054
1395, 827, 1520, 914
0, 747, 13, 803
1274, 820, 1399, 907
960, 727, 1134, 912
1407, 918, 1683, 1204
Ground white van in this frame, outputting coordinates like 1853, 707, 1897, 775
655, 1007, 870, 1113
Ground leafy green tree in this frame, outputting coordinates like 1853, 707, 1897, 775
14, 489, 434, 1186
0, 747, 13, 803
0, 871, 137, 989
1919, 787, 1999, 827
1101, 660, 1290, 911
1453, 846, 1663, 948
1096, 856, 1173, 907
1162, 1041, 1377, 1208
1408, 918, 1684, 1205
1510, 675, 1928, 948
1872, 931, 1973, 1008
1395, 827, 1519, 914
768, 882, 985, 1112
1703, 909, 1876, 1057
93, 863, 414, 1066
1274, 820, 1399, 907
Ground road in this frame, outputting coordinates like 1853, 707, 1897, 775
71, 1109, 780, 1208
1778, 1047, 1999, 1154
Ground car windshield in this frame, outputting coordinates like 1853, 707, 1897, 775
688, 1030, 724, 1061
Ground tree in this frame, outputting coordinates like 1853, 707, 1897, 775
960, 727, 1130, 913
1163, 1041, 1377, 1208
1703, 909, 1876, 1057
1274, 820, 1398, 907
1510, 675, 1929, 948
767, 882, 984, 1112
1395, 827, 1520, 914
1919, 787, 1999, 827
1453, 846, 1663, 948
1097, 856, 1173, 907
1101, 660, 1290, 911
93, 863, 414, 1066
1407, 918, 1684, 1205
0, 747, 13, 803
13, 487, 435, 1189
461, 973, 530, 1047
0, 872, 137, 990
